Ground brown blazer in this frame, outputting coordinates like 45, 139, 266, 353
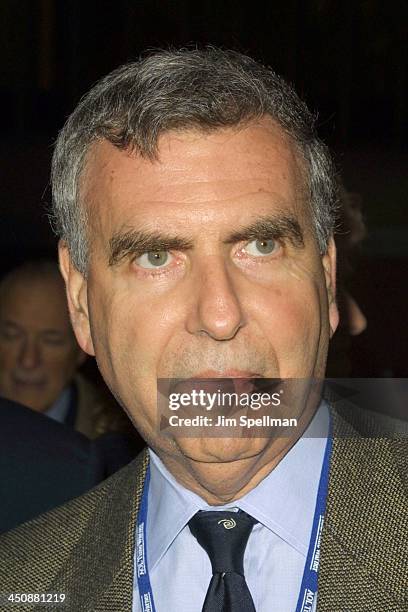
0, 405, 407, 611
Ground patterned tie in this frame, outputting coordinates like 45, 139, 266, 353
188, 510, 257, 611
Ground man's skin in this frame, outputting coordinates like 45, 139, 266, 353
0, 271, 85, 412
59, 117, 339, 505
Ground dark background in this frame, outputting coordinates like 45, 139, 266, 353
1, 0, 407, 376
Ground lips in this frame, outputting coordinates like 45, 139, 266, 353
169, 371, 271, 399
12, 375, 46, 387
181, 372, 283, 393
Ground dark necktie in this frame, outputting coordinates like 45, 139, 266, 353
188, 510, 257, 612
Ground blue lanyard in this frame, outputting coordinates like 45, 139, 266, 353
294, 429, 333, 612
135, 466, 157, 612
136, 430, 333, 612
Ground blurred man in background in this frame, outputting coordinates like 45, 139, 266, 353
0, 261, 143, 532
0, 259, 130, 439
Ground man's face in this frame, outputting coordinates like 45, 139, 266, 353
61, 118, 338, 465
0, 275, 84, 412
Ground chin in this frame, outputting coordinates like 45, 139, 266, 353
15, 399, 46, 413
175, 436, 270, 464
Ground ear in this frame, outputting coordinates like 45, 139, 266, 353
322, 236, 339, 338
59, 240, 95, 356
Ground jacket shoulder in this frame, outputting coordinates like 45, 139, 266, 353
319, 403, 408, 610
0, 451, 147, 597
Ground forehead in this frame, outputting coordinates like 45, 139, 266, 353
82, 118, 308, 236
0, 276, 70, 330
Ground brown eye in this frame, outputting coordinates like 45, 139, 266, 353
0, 325, 22, 341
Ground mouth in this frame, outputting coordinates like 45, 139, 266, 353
167, 372, 282, 399
184, 372, 283, 391
12, 375, 46, 388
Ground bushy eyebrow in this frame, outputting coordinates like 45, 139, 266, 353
225, 215, 304, 248
109, 230, 194, 266
108, 214, 304, 266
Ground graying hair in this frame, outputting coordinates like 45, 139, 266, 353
51, 47, 338, 274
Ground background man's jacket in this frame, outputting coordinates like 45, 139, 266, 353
0, 397, 106, 534
0, 403, 406, 611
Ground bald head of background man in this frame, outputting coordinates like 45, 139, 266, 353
0, 260, 85, 413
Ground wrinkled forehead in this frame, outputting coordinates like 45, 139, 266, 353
81, 120, 311, 240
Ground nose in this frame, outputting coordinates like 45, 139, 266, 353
18, 337, 42, 369
186, 257, 245, 340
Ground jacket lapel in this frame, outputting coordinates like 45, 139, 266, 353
49, 449, 149, 611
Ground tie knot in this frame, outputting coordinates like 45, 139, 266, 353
188, 510, 257, 575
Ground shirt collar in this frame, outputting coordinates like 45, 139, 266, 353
45, 385, 73, 424
147, 400, 329, 569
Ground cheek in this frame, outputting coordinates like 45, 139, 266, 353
251, 280, 323, 375
100, 283, 183, 364
0, 351, 12, 389
45, 349, 77, 380
87, 284, 165, 404
0, 347, 14, 371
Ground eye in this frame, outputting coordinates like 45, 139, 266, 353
0, 325, 22, 341
243, 238, 278, 257
135, 250, 173, 269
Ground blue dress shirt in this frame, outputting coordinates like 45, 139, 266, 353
132, 401, 329, 612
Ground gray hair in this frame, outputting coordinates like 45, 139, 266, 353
51, 47, 338, 274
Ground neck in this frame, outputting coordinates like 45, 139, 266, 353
162, 436, 300, 505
